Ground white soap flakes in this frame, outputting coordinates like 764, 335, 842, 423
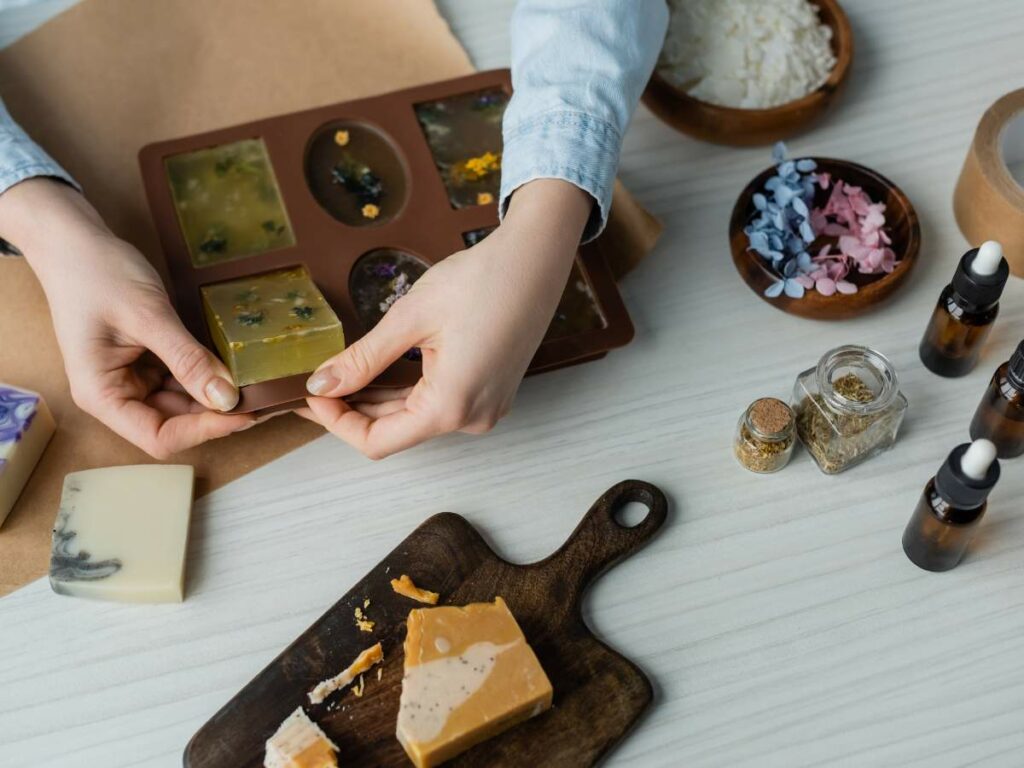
659, 0, 837, 109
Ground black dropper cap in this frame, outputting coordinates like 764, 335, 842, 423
935, 442, 1000, 509
951, 247, 1009, 308
1007, 341, 1024, 390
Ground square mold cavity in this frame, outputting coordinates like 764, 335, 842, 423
165, 138, 295, 268
415, 88, 508, 209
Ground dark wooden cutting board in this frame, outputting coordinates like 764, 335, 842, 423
184, 479, 669, 767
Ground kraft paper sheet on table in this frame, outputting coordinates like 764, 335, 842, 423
0, 0, 661, 596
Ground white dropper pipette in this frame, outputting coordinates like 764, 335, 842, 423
971, 241, 1004, 277
960, 438, 997, 480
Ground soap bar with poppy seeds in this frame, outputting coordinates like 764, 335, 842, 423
397, 597, 553, 768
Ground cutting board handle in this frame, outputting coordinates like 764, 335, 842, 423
539, 479, 668, 603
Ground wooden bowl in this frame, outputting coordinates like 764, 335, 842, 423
728, 158, 921, 320
642, 0, 853, 146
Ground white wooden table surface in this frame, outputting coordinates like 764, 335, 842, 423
3, 2, 1024, 766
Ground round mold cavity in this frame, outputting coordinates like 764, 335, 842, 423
349, 248, 431, 332
305, 121, 407, 227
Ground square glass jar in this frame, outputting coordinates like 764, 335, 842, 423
793, 345, 908, 474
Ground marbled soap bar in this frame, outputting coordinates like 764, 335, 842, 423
165, 138, 295, 268
201, 266, 345, 387
397, 597, 553, 768
50, 465, 194, 603
0, 383, 55, 527
264, 707, 338, 768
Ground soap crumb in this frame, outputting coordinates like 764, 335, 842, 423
390, 574, 440, 605
353, 675, 365, 698
354, 605, 375, 632
334, 130, 350, 146
362, 203, 380, 220
377, 667, 382, 681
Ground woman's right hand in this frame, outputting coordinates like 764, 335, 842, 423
0, 178, 254, 458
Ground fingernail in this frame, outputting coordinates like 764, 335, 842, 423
306, 368, 339, 396
206, 377, 239, 412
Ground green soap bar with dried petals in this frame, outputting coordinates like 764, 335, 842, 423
201, 266, 345, 387
165, 138, 295, 268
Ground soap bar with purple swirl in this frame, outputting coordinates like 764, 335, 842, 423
0, 383, 55, 527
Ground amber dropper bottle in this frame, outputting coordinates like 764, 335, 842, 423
902, 439, 1000, 572
919, 241, 1008, 377
970, 340, 1024, 458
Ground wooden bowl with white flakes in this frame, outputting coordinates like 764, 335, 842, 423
643, 0, 853, 146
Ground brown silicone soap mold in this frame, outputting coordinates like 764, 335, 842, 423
139, 70, 634, 413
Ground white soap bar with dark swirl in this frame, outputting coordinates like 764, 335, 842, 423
0, 383, 55, 527
50, 465, 194, 603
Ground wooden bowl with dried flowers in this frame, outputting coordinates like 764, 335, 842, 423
728, 150, 921, 320
643, 0, 853, 146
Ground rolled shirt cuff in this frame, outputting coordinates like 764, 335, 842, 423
0, 106, 81, 199
499, 110, 620, 243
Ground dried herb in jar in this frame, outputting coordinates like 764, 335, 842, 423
734, 397, 796, 473
793, 346, 908, 475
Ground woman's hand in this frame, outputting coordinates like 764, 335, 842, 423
299, 178, 592, 459
0, 179, 253, 458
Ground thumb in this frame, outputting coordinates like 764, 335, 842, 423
306, 307, 422, 398
143, 306, 239, 412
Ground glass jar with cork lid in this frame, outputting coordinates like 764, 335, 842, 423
793, 345, 908, 474
734, 397, 796, 473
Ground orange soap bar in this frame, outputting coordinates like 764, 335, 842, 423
396, 597, 553, 768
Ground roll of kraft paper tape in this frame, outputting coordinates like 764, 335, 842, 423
954, 88, 1024, 276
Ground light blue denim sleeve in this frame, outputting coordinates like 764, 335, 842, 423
0, 96, 79, 198
500, 0, 668, 242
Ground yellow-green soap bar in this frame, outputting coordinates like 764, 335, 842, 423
165, 138, 295, 268
201, 266, 345, 387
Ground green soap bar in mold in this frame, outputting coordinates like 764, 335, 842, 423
201, 266, 345, 387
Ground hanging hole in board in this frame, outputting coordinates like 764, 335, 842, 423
614, 500, 650, 529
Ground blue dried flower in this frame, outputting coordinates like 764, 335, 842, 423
745, 142, 822, 301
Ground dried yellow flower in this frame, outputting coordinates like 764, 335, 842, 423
361, 203, 380, 220
334, 130, 350, 147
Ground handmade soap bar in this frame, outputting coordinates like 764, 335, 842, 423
264, 707, 338, 768
201, 266, 346, 387
0, 384, 55, 527
49, 465, 194, 603
397, 597, 553, 768
415, 88, 508, 209
165, 138, 295, 268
